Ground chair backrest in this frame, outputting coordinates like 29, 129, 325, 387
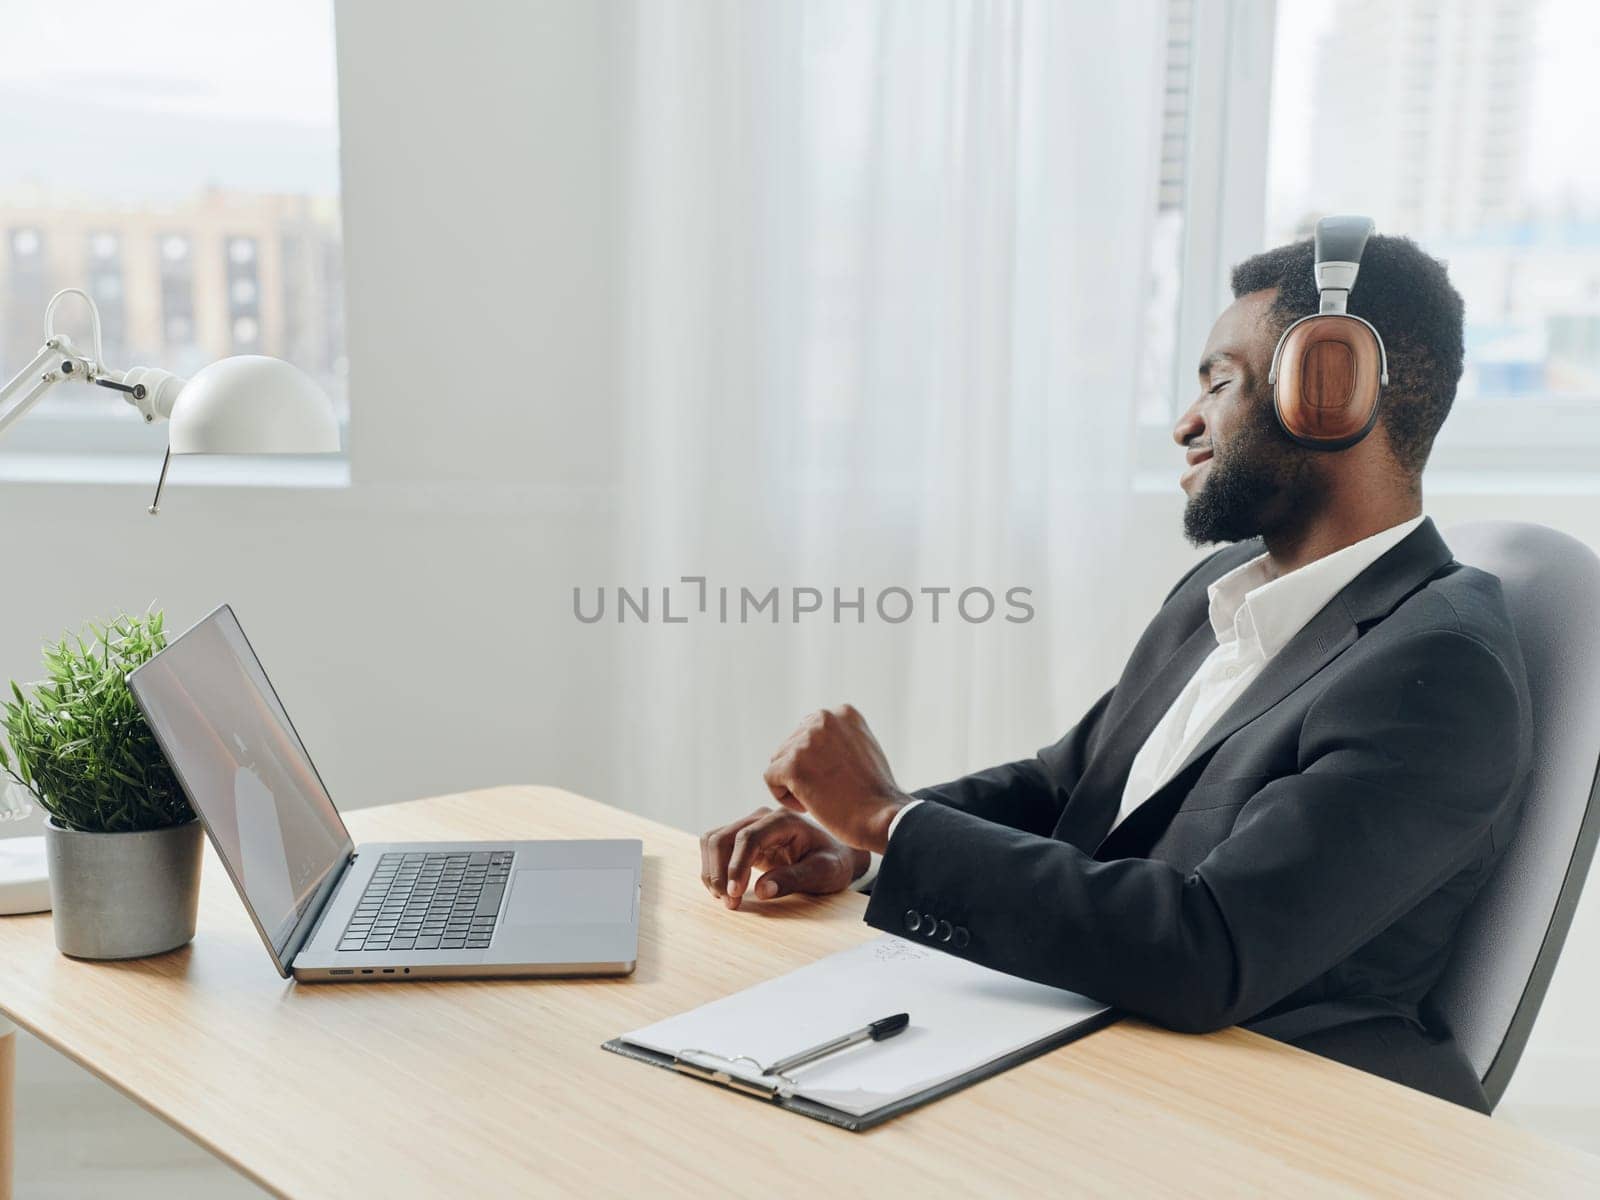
1430, 521, 1600, 1108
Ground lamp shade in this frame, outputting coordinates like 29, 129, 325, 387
167, 355, 340, 455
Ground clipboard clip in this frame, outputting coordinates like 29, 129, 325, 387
671, 1049, 797, 1099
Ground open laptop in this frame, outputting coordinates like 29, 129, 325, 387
126, 604, 641, 982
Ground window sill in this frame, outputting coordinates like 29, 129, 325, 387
0, 454, 616, 519
0, 453, 351, 489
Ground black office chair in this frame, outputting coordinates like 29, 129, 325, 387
1429, 521, 1600, 1109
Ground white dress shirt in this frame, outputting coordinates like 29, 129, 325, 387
852, 515, 1425, 891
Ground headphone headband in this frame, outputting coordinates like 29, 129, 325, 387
1312, 214, 1374, 315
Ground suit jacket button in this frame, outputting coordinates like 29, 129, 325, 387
904, 909, 922, 933
953, 926, 970, 948
921, 912, 937, 937
937, 920, 953, 942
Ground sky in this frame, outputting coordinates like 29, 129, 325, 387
0, 0, 340, 201
3, 0, 1597, 214
5, 0, 338, 124
1268, 0, 1600, 227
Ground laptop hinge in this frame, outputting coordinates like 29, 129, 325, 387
284, 849, 359, 969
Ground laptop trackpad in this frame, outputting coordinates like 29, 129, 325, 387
504, 867, 635, 926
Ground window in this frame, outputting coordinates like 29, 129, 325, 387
1135, 0, 1275, 481
0, 0, 346, 464
1267, 0, 1600, 484
1141, 0, 1600, 489
1138, 0, 1196, 428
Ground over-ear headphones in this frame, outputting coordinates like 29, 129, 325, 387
1268, 215, 1390, 451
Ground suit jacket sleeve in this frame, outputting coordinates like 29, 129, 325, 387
865, 628, 1526, 1033
911, 688, 1113, 837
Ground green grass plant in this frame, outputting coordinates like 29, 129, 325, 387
0, 611, 191, 833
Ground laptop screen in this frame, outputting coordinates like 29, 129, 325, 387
128, 606, 352, 969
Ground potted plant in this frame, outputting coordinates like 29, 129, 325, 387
0, 611, 202, 959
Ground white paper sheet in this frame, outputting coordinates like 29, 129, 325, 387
622, 935, 1109, 1117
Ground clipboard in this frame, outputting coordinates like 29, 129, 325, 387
603, 935, 1118, 1131
602, 1010, 1118, 1131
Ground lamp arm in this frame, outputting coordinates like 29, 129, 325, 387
0, 343, 171, 441
0, 342, 60, 404
0, 290, 187, 503
44, 288, 104, 364
0, 288, 139, 443
0, 341, 69, 441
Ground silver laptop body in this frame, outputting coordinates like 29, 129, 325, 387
127, 604, 640, 982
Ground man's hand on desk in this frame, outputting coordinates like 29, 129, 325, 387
700, 808, 867, 909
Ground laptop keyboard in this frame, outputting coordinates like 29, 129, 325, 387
337, 850, 514, 953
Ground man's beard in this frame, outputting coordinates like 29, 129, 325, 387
1183, 399, 1317, 546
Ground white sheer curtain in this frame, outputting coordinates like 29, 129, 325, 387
612, 1, 1167, 832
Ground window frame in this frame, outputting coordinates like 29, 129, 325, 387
1137, 0, 1277, 483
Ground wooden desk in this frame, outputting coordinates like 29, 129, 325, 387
1, 786, 1597, 1197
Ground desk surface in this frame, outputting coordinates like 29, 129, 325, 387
1, 786, 1597, 1198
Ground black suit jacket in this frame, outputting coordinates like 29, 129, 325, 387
865, 519, 1532, 1049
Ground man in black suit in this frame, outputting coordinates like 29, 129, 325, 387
698, 234, 1531, 1112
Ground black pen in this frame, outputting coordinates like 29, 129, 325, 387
765, 1012, 911, 1076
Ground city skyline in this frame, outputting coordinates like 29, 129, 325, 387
1270, 0, 1600, 238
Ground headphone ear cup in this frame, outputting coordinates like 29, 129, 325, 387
1272, 315, 1383, 449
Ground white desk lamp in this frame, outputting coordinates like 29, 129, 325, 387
0, 288, 340, 513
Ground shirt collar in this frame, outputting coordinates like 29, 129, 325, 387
1205, 516, 1427, 657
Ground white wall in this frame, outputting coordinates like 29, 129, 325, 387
0, 0, 1595, 1128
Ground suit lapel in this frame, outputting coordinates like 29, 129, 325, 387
1092, 598, 1358, 859
1089, 518, 1456, 860
1051, 618, 1219, 851
1340, 517, 1455, 626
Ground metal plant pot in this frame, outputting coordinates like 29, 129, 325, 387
43, 818, 203, 960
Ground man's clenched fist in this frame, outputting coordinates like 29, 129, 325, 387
763, 704, 909, 853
